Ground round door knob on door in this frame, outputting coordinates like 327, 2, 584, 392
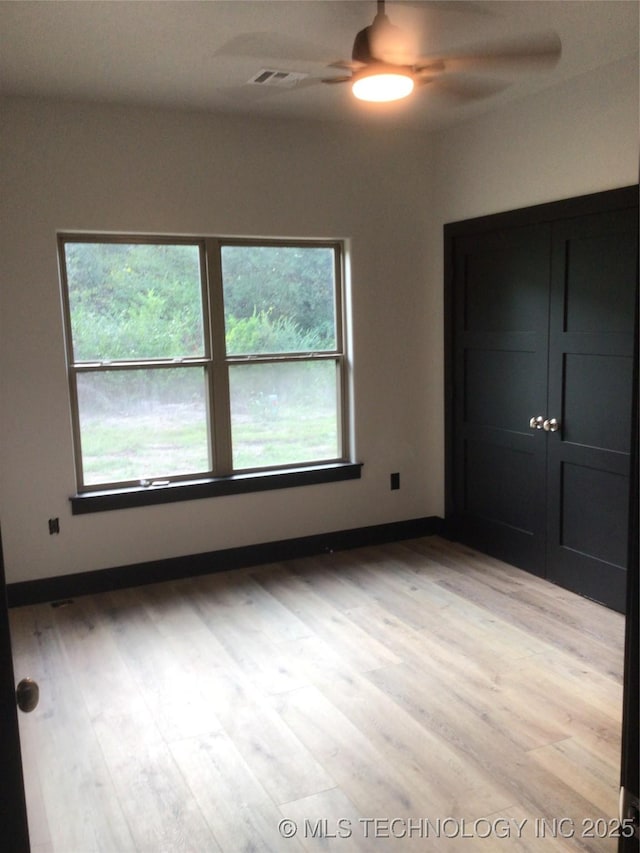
16, 677, 39, 713
543, 418, 560, 432
529, 416, 545, 430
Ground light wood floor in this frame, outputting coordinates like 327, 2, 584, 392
9, 536, 625, 853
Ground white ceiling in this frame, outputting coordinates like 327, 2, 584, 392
1, 0, 638, 130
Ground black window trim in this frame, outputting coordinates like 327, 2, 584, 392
70, 461, 363, 514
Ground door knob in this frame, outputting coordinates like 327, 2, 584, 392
529, 416, 545, 430
543, 418, 560, 432
16, 677, 39, 713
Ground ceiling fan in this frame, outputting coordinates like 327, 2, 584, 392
321, 0, 562, 103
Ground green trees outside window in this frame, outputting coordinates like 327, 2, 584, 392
60, 237, 347, 489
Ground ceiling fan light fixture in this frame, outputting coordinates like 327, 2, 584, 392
351, 68, 414, 102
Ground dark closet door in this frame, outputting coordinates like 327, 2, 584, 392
451, 224, 550, 575
546, 207, 638, 612
446, 186, 638, 613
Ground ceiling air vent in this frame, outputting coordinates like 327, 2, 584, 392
247, 69, 308, 88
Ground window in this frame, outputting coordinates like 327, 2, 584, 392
59, 236, 357, 510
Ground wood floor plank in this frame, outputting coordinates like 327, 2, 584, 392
54, 593, 219, 852
190, 568, 313, 645
280, 787, 390, 853
11, 603, 138, 852
16, 712, 52, 853
9, 536, 624, 853
291, 548, 440, 630
276, 553, 380, 613
412, 539, 625, 678
276, 633, 363, 689
170, 730, 307, 853
253, 564, 402, 673
494, 657, 622, 751
435, 571, 623, 681
130, 578, 240, 671
219, 691, 337, 806
466, 805, 586, 853
275, 684, 450, 844
206, 611, 309, 696
314, 666, 515, 820
366, 659, 620, 842
84, 590, 224, 742
528, 735, 620, 816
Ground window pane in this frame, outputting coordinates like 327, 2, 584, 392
64, 242, 205, 361
221, 245, 337, 355
76, 368, 209, 485
229, 360, 340, 469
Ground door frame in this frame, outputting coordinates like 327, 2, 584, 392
619, 286, 639, 852
0, 525, 31, 851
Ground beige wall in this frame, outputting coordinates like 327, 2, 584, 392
0, 98, 435, 583
432, 56, 639, 224
1, 52, 637, 584
423, 55, 639, 522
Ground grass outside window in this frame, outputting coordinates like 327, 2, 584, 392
59, 235, 351, 502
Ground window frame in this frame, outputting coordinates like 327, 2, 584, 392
58, 233, 359, 513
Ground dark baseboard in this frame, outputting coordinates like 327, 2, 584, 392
7, 516, 444, 607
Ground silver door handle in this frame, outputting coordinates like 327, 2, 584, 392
543, 418, 560, 432
529, 416, 545, 430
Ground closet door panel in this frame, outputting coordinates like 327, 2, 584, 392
560, 462, 629, 567
452, 225, 550, 574
546, 207, 638, 612
562, 352, 632, 452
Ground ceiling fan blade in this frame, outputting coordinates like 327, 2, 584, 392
364, 0, 505, 68
423, 74, 511, 102
213, 32, 332, 64
423, 31, 562, 75
414, 60, 446, 74
321, 75, 352, 85
327, 59, 364, 72
400, 1, 497, 18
